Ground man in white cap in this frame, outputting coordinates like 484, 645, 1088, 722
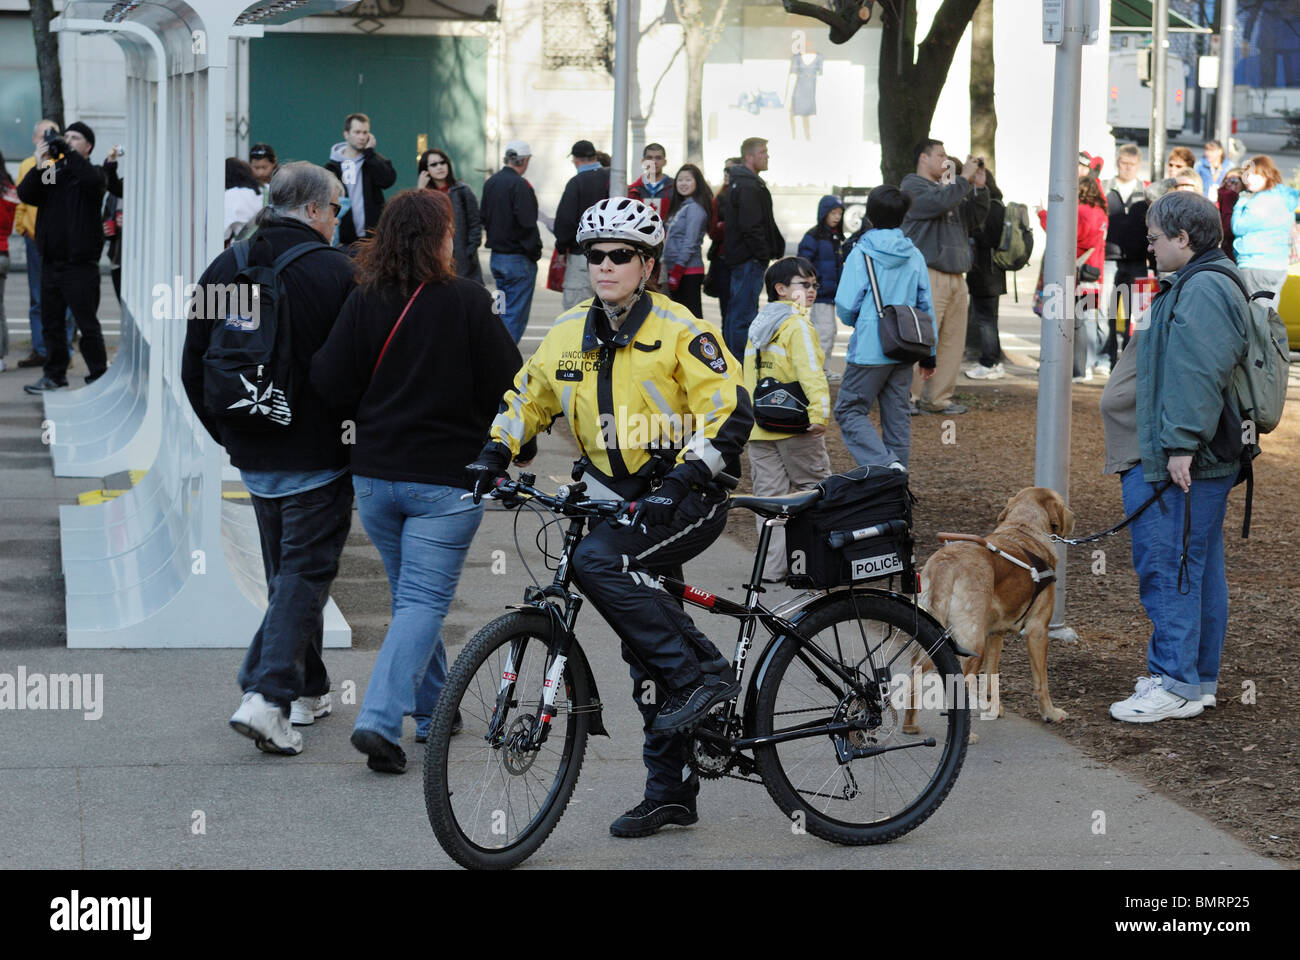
480, 140, 542, 342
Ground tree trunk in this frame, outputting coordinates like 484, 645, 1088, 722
683, 24, 709, 163
969, 0, 996, 167
30, 0, 65, 130
878, 0, 982, 185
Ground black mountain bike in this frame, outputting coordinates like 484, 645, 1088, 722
423, 473, 971, 870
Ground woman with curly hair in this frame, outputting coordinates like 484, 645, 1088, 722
416, 147, 484, 283
310, 189, 526, 773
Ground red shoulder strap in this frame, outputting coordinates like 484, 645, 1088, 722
373, 283, 426, 376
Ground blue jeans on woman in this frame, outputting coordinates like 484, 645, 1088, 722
1121, 466, 1236, 702
352, 476, 484, 744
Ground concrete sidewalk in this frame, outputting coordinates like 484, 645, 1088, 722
0, 283, 1277, 870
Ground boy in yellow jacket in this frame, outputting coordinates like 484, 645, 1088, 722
743, 256, 832, 582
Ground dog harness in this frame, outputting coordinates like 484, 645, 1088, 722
935, 533, 1057, 627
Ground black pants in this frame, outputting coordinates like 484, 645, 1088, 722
671, 274, 705, 319
239, 474, 354, 711
710, 259, 731, 327
1103, 258, 1145, 366
571, 487, 730, 802
40, 260, 107, 384
969, 294, 1002, 367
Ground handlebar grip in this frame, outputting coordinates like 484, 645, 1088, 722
716, 471, 740, 491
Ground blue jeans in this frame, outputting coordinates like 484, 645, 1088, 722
352, 476, 484, 744
490, 252, 538, 343
723, 258, 766, 361
23, 237, 73, 356
239, 473, 354, 710
1121, 467, 1236, 701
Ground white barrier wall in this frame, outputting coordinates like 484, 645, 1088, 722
52, 0, 355, 648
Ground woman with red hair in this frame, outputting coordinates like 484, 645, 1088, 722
311, 189, 527, 774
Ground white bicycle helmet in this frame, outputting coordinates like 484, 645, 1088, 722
576, 197, 665, 253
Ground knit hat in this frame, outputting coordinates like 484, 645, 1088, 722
66, 121, 96, 149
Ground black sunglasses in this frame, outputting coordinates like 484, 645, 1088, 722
584, 247, 641, 265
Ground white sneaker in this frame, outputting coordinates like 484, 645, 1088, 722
887, 460, 907, 472
290, 692, 332, 726
1092, 363, 1111, 378
965, 363, 1005, 380
230, 691, 303, 754
1109, 676, 1204, 723
1201, 693, 1216, 709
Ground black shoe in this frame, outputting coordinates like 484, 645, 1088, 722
24, 376, 69, 395
351, 728, 407, 774
649, 673, 741, 734
609, 797, 698, 838
17, 352, 46, 369
85, 370, 106, 385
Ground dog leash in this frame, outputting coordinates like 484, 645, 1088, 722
1048, 477, 1192, 596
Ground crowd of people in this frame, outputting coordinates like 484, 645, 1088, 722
7, 111, 1294, 830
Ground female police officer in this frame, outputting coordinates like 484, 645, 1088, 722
467, 197, 754, 838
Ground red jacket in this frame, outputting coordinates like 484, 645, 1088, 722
1038, 203, 1107, 291
627, 175, 673, 220
0, 181, 18, 255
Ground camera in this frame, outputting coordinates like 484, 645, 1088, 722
43, 127, 70, 159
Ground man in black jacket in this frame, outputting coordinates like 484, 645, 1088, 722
1101, 143, 1151, 371
722, 137, 784, 360
963, 172, 1008, 380
480, 140, 541, 342
325, 113, 397, 248
18, 121, 107, 393
181, 162, 357, 757
553, 139, 609, 308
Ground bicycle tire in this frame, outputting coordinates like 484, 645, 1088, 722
424, 610, 590, 870
752, 593, 969, 845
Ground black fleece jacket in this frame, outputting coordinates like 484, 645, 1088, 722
16, 149, 106, 264
309, 277, 524, 488
181, 217, 356, 471
325, 147, 398, 246
723, 164, 784, 266
554, 167, 610, 254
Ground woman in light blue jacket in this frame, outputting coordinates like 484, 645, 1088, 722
662, 163, 713, 319
833, 185, 935, 470
1230, 154, 1298, 299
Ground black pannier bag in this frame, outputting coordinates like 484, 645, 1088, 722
785, 465, 916, 590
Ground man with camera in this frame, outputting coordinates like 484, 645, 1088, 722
18, 121, 109, 393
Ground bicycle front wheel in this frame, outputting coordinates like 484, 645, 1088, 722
423, 610, 590, 870
752, 593, 969, 845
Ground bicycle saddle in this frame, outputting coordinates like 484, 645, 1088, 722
729, 488, 823, 517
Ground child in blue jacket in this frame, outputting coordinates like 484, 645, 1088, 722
797, 195, 845, 380
833, 186, 935, 470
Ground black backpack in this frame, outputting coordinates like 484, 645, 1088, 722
200, 237, 333, 431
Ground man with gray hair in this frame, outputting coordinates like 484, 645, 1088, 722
481, 140, 542, 341
182, 160, 357, 755
1099, 190, 1252, 724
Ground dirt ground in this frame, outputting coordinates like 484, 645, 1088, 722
723, 370, 1300, 863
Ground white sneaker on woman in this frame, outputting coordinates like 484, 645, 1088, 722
1109, 676, 1204, 723
965, 363, 1005, 380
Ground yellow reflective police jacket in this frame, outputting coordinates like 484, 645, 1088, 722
490, 291, 754, 494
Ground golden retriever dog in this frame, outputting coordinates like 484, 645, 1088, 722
903, 487, 1074, 739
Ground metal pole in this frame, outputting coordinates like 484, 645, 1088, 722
1150, 0, 1169, 178
1037, 0, 1084, 635
1216, 0, 1237, 149
610, 0, 632, 198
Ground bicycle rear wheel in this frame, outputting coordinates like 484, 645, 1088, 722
424, 610, 590, 870
752, 593, 969, 845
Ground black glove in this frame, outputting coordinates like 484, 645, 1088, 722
466, 441, 512, 503
632, 475, 690, 529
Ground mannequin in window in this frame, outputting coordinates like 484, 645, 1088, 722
787, 31, 823, 140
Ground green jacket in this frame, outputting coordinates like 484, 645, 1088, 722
1136, 249, 1250, 483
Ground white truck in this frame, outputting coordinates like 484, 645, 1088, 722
1107, 50, 1187, 144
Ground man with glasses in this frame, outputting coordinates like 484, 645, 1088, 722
1102, 143, 1151, 372
181, 162, 357, 756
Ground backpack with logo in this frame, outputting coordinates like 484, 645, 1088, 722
993, 201, 1034, 273
200, 237, 334, 432
1172, 261, 1291, 536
